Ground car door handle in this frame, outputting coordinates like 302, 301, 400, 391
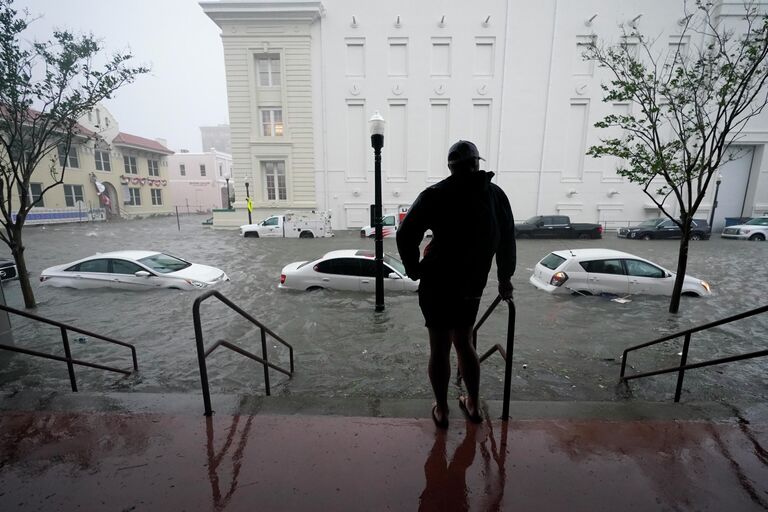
361, 279, 370, 284
322, 278, 330, 282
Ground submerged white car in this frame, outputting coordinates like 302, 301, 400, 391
40, 251, 229, 291
720, 217, 768, 241
279, 249, 418, 292
529, 249, 712, 297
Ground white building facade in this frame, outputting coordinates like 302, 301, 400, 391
203, 0, 768, 231
167, 150, 234, 212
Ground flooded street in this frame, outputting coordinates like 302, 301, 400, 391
0, 214, 766, 404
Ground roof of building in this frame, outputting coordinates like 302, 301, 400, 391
112, 132, 174, 155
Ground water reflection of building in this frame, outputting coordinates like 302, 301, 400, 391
167, 150, 234, 213
202, 0, 768, 230
16, 102, 174, 224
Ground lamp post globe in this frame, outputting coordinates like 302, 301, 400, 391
369, 111, 386, 312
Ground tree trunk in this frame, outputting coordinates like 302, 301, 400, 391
668, 224, 691, 314
10, 228, 36, 309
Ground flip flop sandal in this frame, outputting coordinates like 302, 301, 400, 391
458, 396, 483, 424
431, 405, 449, 429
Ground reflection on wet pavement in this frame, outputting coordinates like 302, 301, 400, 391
0, 215, 766, 403
1, 409, 767, 511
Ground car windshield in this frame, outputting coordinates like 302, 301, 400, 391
745, 217, 768, 226
383, 254, 406, 275
637, 219, 661, 227
138, 253, 191, 274
525, 216, 541, 224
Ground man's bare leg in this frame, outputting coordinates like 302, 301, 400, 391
427, 327, 452, 423
452, 326, 481, 418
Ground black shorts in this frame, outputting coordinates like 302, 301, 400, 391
418, 286, 481, 329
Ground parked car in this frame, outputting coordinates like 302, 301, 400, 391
720, 217, 768, 241
40, 251, 229, 290
617, 218, 711, 240
0, 260, 18, 281
279, 249, 418, 292
515, 215, 603, 239
529, 248, 712, 297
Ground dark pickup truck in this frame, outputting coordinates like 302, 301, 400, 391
515, 215, 603, 239
617, 218, 711, 240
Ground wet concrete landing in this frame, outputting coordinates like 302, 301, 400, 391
1, 398, 767, 511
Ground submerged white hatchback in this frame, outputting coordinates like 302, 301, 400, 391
40, 251, 229, 291
529, 248, 712, 297
279, 249, 418, 292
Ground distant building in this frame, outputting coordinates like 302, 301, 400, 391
12, 102, 174, 224
202, 0, 768, 231
167, 150, 233, 212
200, 124, 232, 154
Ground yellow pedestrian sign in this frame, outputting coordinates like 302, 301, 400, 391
246, 197, 253, 213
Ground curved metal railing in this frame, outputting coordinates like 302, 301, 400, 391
620, 304, 768, 401
466, 294, 516, 420
0, 303, 138, 392
193, 290, 294, 416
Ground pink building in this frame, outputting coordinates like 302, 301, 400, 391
167, 150, 233, 213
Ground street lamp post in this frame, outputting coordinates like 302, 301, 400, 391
225, 177, 232, 210
369, 111, 386, 312
245, 181, 252, 224
708, 174, 723, 230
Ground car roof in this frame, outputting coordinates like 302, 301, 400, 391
80, 250, 162, 261
321, 249, 376, 259
550, 248, 637, 260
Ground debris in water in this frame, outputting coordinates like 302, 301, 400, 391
612, 297, 632, 304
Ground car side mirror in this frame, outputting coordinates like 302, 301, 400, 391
135, 270, 151, 278
387, 272, 401, 279
536, 221, 544, 227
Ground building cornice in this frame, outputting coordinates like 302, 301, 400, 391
200, 1, 325, 25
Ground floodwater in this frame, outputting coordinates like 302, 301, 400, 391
0, 214, 766, 404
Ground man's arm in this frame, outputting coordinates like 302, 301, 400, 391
494, 187, 516, 297
396, 191, 430, 280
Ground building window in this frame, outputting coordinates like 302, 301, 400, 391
95, 150, 111, 172
127, 187, 141, 206
30, 183, 44, 206
200, 164, 207, 177
260, 108, 283, 137
57, 144, 79, 168
148, 159, 160, 176
262, 160, 287, 201
256, 54, 281, 86
219, 164, 223, 176
151, 188, 163, 205
180, 164, 186, 176
63, 184, 84, 207
124, 155, 138, 174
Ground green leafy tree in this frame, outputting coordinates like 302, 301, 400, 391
0, 0, 148, 308
586, 0, 768, 313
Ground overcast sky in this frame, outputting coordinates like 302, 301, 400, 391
16, 0, 228, 152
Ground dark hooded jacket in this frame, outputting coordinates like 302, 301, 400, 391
396, 170, 516, 298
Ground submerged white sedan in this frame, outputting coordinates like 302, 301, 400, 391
40, 251, 229, 291
279, 249, 418, 292
529, 248, 712, 297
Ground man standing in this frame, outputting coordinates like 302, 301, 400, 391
396, 140, 516, 428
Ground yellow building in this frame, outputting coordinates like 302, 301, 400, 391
16, 103, 174, 224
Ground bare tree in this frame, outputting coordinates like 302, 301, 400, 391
586, 0, 768, 313
0, 0, 148, 308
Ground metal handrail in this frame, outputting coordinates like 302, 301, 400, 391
464, 294, 516, 421
193, 290, 294, 416
620, 304, 768, 402
0, 303, 138, 392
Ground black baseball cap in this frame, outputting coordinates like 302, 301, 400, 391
447, 140, 485, 165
